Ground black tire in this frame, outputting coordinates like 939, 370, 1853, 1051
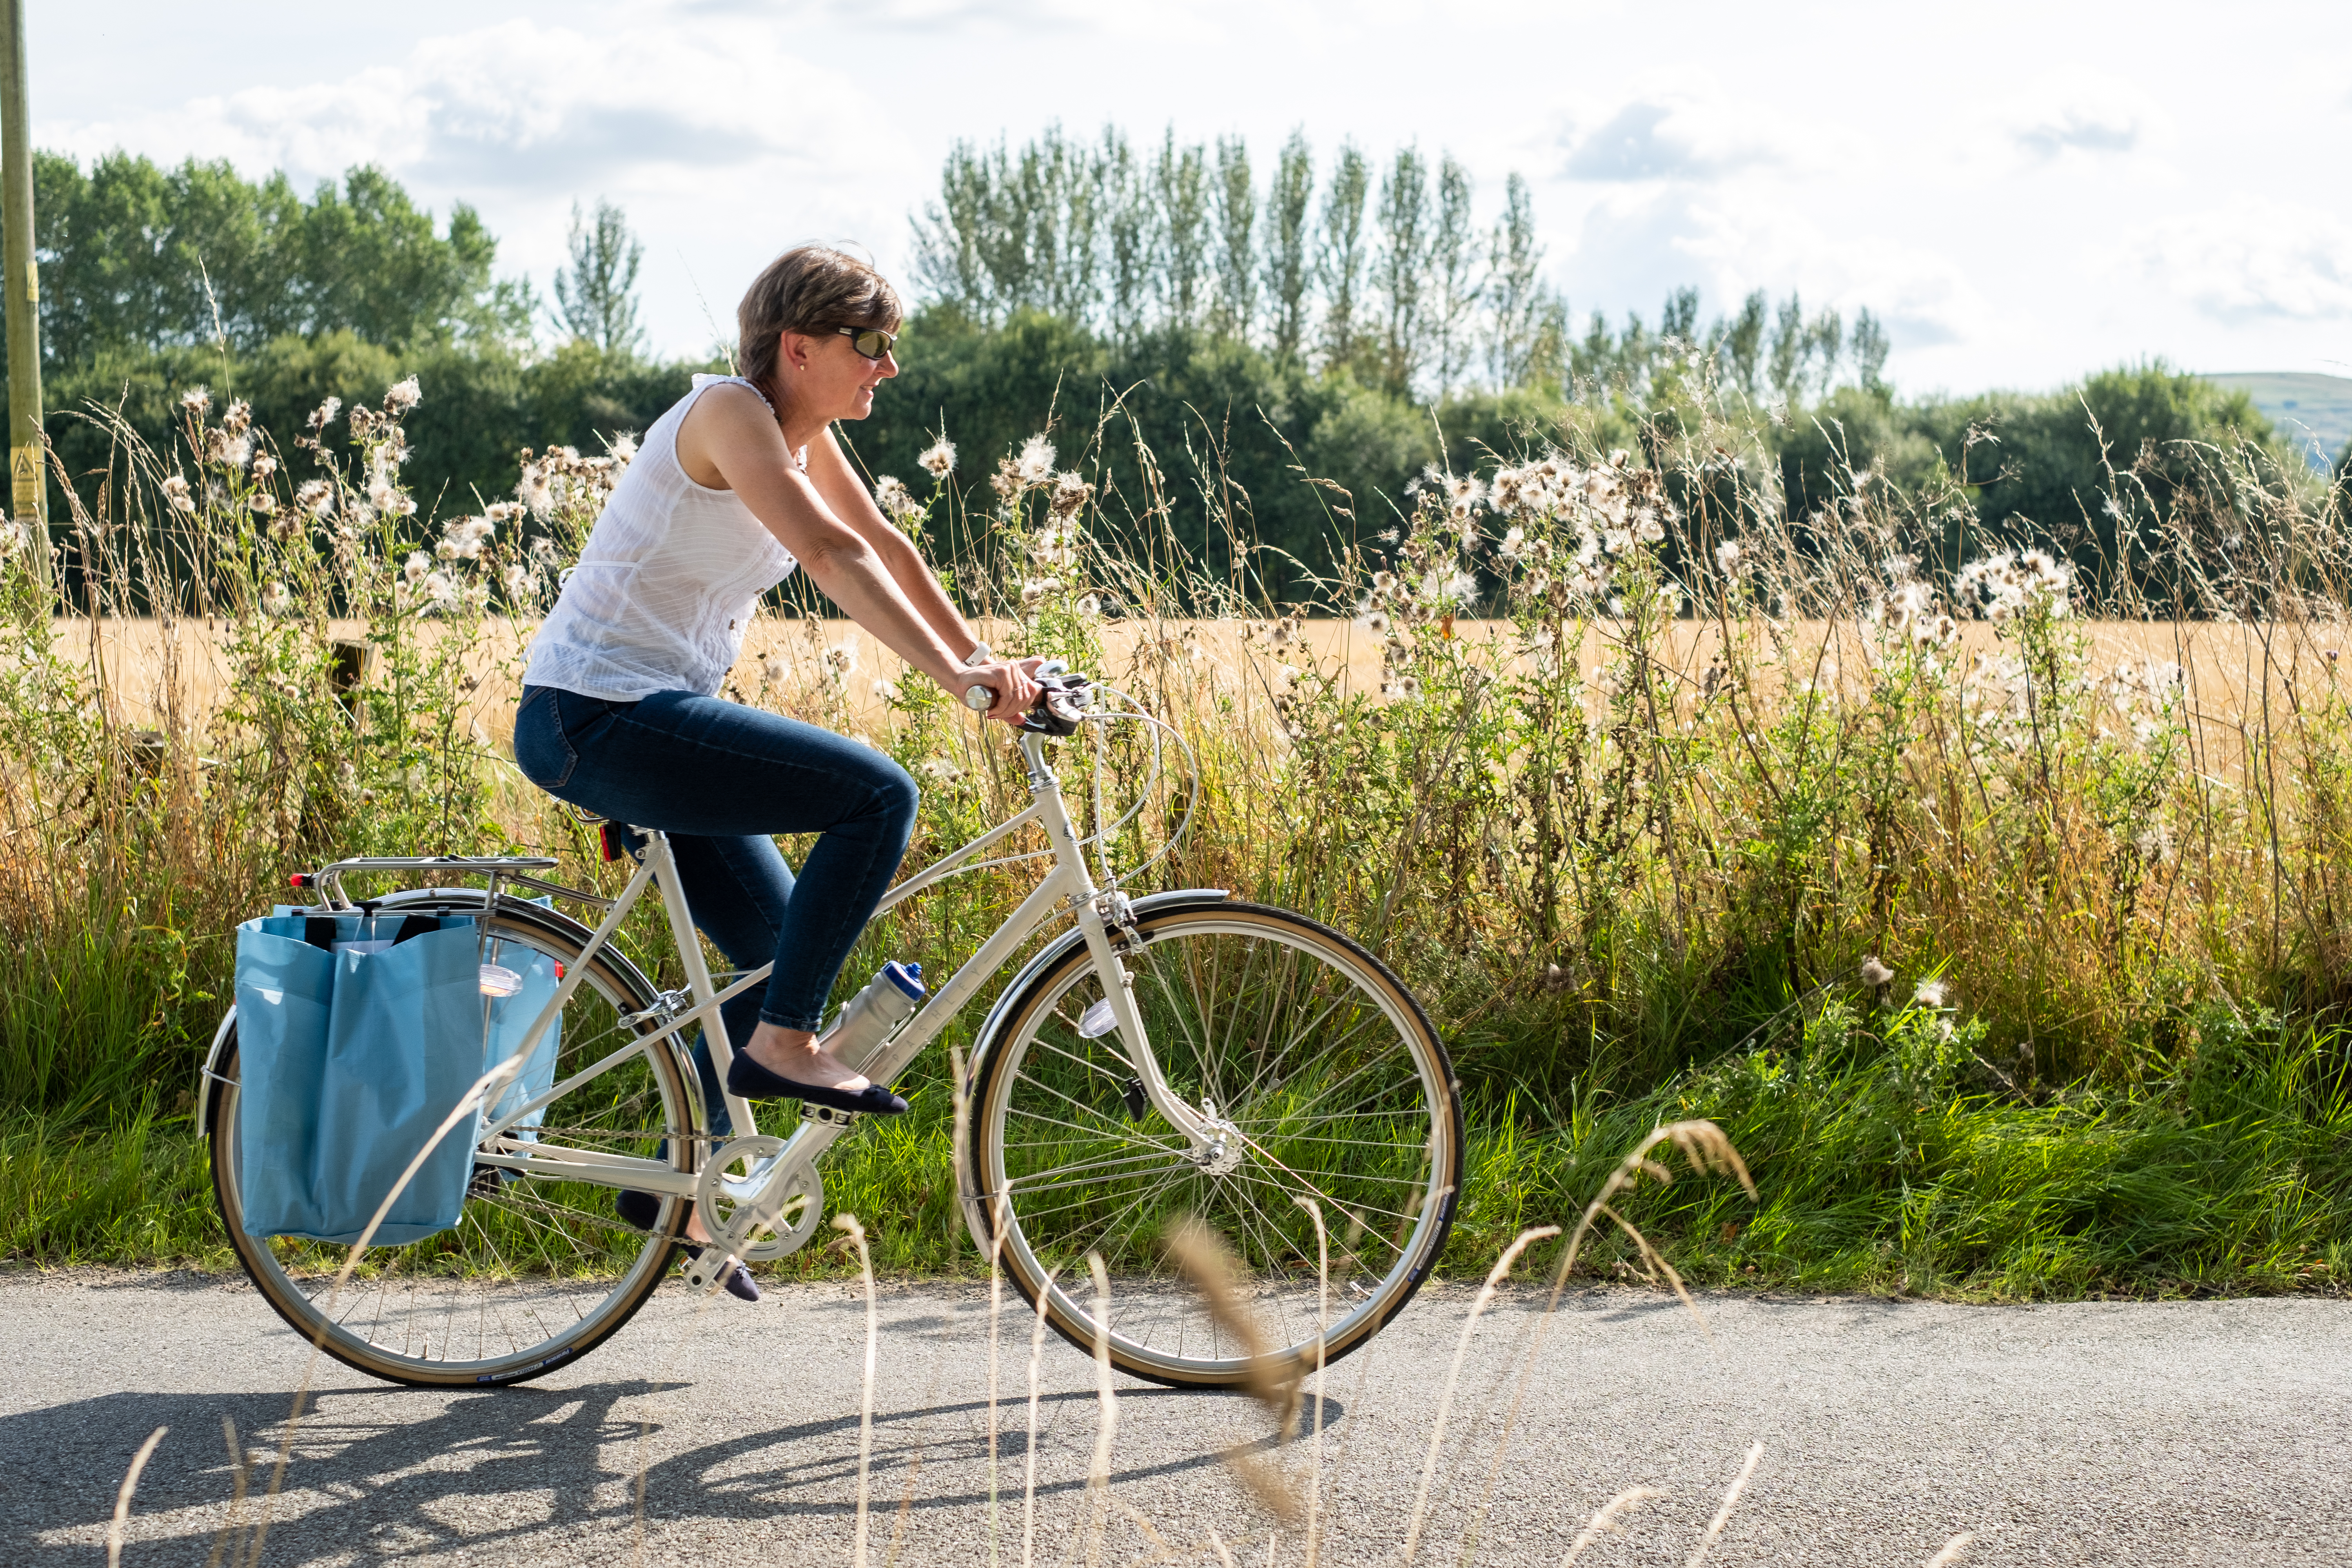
968, 901, 1461, 1388
207, 896, 697, 1388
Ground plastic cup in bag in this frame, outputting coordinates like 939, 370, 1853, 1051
479, 964, 523, 997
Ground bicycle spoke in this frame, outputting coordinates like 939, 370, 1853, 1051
985, 909, 1457, 1387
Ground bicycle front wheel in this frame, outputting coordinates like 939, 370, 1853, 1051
969, 901, 1462, 1388
208, 897, 697, 1388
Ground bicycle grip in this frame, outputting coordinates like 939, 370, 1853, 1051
962, 684, 995, 712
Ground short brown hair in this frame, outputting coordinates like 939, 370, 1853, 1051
737, 246, 903, 399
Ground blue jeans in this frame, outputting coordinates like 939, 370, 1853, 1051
512, 686, 920, 1123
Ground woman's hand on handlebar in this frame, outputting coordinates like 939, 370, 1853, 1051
960, 656, 1047, 725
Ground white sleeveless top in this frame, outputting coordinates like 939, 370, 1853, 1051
524, 375, 800, 701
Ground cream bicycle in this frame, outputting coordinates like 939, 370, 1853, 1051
201, 670, 1463, 1388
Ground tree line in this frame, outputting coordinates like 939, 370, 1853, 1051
4, 142, 2318, 607
911, 125, 1891, 410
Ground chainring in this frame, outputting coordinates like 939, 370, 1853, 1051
695, 1134, 824, 1262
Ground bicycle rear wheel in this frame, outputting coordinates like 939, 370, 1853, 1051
208, 896, 697, 1387
969, 901, 1461, 1388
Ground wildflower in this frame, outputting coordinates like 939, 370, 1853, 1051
1714, 539, 1742, 572
823, 641, 860, 681
517, 461, 554, 519
871, 677, 902, 702
402, 550, 430, 584
528, 535, 555, 561
1499, 526, 1527, 560
759, 653, 787, 686
161, 475, 196, 514
1075, 593, 1103, 617
1019, 578, 1052, 608
872, 475, 921, 524
223, 399, 252, 436
1860, 956, 1895, 987
1385, 673, 1423, 700
261, 581, 294, 617
384, 376, 422, 415
609, 432, 637, 464
307, 396, 341, 432
919, 757, 962, 781
1014, 434, 1055, 486
1360, 608, 1392, 635
501, 562, 534, 599
180, 386, 211, 415
250, 450, 278, 483
918, 438, 957, 479
1913, 978, 1947, 1008
420, 570, 458, 611
294, 479, 334, 518
1049, 471, 1094, 519
1370, 570, 1399, 598
248, 490, 277, 517
1445, 474, 1485, 520
442, 515, 494, 561
989, 460, 1022, 503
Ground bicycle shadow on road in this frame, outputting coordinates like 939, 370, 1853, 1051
2, 1379, 1345, 1563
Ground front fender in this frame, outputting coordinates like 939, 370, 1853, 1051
956, 887, 1228, 1254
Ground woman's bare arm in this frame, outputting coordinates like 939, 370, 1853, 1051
804, 428, 978, 655
676, 385, 1037, 720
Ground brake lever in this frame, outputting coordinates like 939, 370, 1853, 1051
1019, 671, 1093, 737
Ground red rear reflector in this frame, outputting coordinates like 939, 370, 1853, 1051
554, 964, 564, 980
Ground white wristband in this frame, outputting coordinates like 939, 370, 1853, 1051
965, 642, 992, 666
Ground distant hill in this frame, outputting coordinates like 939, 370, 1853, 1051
2201, 372, 2352, 472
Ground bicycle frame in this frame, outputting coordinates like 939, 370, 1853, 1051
239, 728, 1222, 1283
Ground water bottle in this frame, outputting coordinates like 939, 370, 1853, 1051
826, 961, 926, 1071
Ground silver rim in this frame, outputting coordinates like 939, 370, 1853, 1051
980, 909, 1457, 1383
214, 913, 690, 1384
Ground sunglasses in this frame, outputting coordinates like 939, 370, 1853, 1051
835, 325, 898, 361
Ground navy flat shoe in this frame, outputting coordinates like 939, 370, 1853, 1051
613, 1190, 759, 1302
725, 1051, 909, 1116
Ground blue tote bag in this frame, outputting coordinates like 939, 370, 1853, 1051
234, 911, 563, 1246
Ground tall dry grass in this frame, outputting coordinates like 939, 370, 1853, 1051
5, 368, 2352, 1295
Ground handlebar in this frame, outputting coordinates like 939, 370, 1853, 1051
960, 659, 1092, 737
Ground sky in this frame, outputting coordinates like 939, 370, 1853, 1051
31, 0, 2352, 399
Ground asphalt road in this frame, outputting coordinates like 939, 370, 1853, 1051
4, 1269, 2347, 1565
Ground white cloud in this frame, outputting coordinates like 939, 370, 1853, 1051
2003, 78, 2161, 162
42, 15, 928, 354
1552, 185, 1989, 350
1558, 98, 1781, 184
2123, 196, 2352, 323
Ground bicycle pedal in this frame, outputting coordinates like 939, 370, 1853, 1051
802, 1103, 862, 1129
1121, 1078, 1148, 1120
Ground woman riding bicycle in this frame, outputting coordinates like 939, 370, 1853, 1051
512, 247, 1042, 1284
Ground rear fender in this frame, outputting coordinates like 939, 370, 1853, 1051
195, 1007, 240, 1139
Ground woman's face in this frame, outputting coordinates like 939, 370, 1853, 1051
778, 325, 898, 422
